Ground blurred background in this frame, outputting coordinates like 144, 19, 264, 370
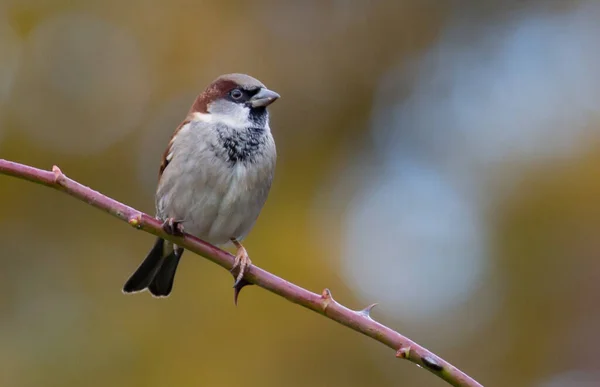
1, 0, 600, 386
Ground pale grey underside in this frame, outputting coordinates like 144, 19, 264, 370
156, 118, 276, 246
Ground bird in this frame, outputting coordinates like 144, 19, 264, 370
123, 73, 279, 299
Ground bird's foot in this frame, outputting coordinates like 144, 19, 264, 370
230, 239, 252, 289
162, 218, 184, 236
231, 240, 253, 305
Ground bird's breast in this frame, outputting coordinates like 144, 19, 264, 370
157, 125, 276, 246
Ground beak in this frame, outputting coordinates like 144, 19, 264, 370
249, 88, 280, 108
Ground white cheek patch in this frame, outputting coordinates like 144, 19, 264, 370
194, 105, 252, 129
192, 112, 212, 123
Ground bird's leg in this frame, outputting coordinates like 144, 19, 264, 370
162, 218, 184, 236
231, 238, 252, 288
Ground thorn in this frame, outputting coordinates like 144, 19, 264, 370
52, 165, 64, 183
358, 303, 378, 318
233, 278, 252, 306
128, 213, 142, 229
51, 165, 62, 175
320, 288, 333, 311
396, 346, 411, 359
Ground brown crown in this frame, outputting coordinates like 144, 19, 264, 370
188, 73, 266, 114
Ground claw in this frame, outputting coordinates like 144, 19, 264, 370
162, 218, 184, 236
232, 272, 245, 289
230, 239, 251, 287
231, 256, 249, 288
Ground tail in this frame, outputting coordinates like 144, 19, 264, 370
123, 238, 184, 297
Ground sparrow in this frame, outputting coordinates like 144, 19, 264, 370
123, 73, 279, 299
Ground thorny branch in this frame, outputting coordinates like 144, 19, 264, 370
0, 159, 484, 387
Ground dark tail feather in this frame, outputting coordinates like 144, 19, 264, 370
123, 238, 167, 294
148, 247, 183, 297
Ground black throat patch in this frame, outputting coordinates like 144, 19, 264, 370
213, 125, 267, 166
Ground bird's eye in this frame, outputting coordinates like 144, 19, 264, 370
230, 89, 243, 100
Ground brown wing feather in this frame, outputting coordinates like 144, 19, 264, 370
159, 119, 190, 179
